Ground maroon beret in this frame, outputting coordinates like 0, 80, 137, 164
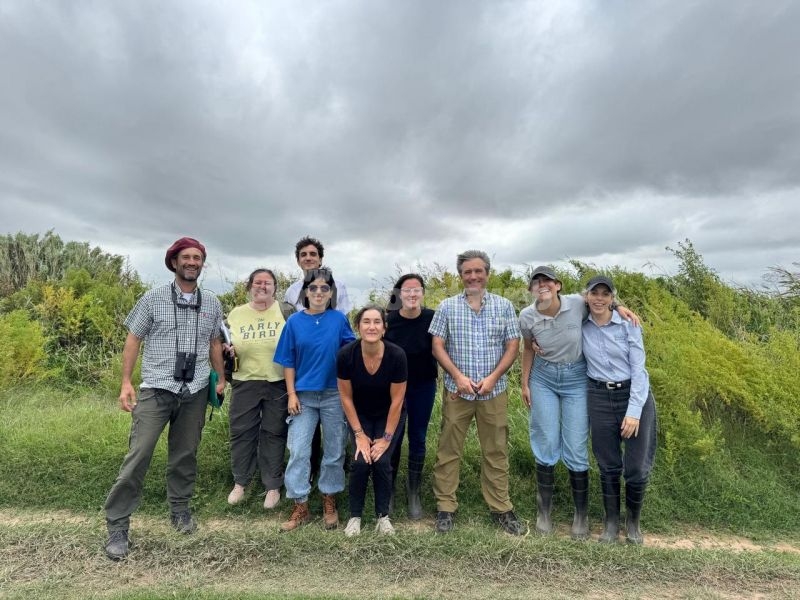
165, 237, 207, 272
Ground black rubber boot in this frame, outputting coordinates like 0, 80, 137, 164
406, 454, 425, 520
625, 482, 646, 545
535, 463, 555, 534
568, 469, 590, 540
598, 474, 621, 543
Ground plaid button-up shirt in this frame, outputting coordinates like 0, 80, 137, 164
125, 282, 223, 394
429, 291, 521, 400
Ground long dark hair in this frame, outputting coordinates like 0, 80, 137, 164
387, 273, 425, 311
299, 268, 337, 310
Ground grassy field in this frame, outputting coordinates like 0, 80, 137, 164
1, 384, 800, 599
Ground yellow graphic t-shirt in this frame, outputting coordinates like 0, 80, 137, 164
227, 302, 286, 382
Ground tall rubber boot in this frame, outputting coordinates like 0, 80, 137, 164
625, 481, 646, 545
568, 469, 590, 540
598, 474, 620, 543
535, 463, 555, 535
406, 454, 425, 520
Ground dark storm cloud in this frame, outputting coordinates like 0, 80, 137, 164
1, 0, 798, 294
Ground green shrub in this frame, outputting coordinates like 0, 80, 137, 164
0, 310, 49, 391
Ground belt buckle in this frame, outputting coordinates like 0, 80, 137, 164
605, 381, 619, 390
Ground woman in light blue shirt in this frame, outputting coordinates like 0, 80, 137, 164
582, 275, 657, 545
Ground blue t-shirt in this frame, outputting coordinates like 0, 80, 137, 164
274, 310, 356, 391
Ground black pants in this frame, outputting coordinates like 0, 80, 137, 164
588, 387, 657, 485
229, 379, 288, 490
348, 414, 399, 518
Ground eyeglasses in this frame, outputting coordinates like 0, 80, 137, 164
308, 284, 331, 293
400, 287, 424, 294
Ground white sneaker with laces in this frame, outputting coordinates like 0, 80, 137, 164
375, 515, 395, 536
264, 489, 280, 509
227, 484, 245, 505
344, 517, 362, 537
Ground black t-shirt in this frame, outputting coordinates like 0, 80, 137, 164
384, 308, 438, 385
337, 340, 408, 418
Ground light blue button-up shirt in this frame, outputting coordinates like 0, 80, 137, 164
582, 311, 650, 419
429, 291, 521, 400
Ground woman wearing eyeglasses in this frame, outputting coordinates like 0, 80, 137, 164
224, 269, 295, 510
384, 273, 438, 519
274, 268, 356, 532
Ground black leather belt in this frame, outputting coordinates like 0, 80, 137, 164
589, 378, 631, 390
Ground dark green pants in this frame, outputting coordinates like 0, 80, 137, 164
104, 386, 207, 532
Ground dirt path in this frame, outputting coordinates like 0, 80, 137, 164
1, 508, 799, 600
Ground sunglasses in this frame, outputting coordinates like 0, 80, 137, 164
308, 284, 331, 293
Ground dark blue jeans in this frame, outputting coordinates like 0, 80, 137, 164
588, 386, 657, 485
348, 413, 400, 518
390, 379, 437, 479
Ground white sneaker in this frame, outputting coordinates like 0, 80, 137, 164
227, 484, 246, 505
264, 489, 280, 509
344, 517, 362, 537
375, 515, 395, 536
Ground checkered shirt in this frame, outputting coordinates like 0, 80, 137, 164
124, 282, 223, 394
428, 291, 521, 400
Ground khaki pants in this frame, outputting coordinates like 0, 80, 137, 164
432, 390, 513, 513
104, 386, 207, 531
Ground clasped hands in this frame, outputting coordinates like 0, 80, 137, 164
354, 435, 390, 464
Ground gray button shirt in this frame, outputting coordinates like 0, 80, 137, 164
519, 293, 587, 364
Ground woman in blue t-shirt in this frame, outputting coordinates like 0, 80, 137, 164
337, 305, 407, 536
273, 268, 355, 532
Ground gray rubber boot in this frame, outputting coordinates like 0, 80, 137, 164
535, 463, 555, 535
625, 482, 646, 545
406, 454, 425, 520
598, 475, 620, 543
568, 469, 590, 540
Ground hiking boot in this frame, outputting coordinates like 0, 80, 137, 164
264, 489, 281, 510
492, 510, 526, 536
344, 517, 362, 537
227, 484, 246, 505
435, 511, 454, 533
322, 494, 339, 529
375, 515, 395, 536
280, 501, 311, 532
104, 529, 129, 561
170, 510, 197, 534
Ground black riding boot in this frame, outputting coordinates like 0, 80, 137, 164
625, 481, 646, 545
406, 454, 425, 520
568, 469, 590, 540
598, 474, 620, 543
535, 463, 555, 534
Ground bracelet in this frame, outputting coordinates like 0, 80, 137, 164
353, 428, 363, 436
382, 431, 393, 442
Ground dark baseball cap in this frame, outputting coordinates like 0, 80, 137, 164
528, 265, 560, 285
585, 275, 616, 294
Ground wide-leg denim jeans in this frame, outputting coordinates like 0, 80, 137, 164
284, 388, 346, 501
529, 357, 589, 471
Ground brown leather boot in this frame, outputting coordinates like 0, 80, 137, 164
280, 501, 311, 532
322, 494, 339, 530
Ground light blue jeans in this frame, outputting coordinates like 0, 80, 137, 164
529, 357, 589, 471
284, 389, 347, 501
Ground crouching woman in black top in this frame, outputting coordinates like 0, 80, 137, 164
337, 305, 407, 536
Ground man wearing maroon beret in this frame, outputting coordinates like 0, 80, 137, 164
103, 237, 226, 560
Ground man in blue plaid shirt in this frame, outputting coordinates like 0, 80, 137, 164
429, 249, 524, 535
103, 237, 225, 560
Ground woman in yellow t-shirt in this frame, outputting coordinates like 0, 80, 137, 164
226, 269, 294, 509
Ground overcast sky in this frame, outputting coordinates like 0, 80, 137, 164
2, 1, 798, 301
